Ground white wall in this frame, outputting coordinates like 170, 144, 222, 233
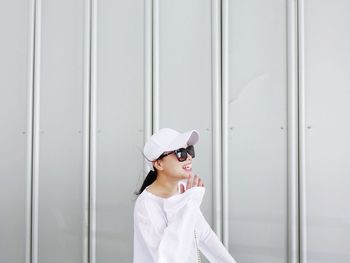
301, 0, 350, 262
1, 0, 350, 263
226, 0, 288, 262
0, 0, 34, 262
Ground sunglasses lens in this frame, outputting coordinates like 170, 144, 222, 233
175, 149, 187, 162
187, 145, 195, 158
174, 146, 195, 162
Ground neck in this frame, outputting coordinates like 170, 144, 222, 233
149, 174, 179, 198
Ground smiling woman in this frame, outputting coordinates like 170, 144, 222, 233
133, 128, 236, 263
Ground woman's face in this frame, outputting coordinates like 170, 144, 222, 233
156, 145, 193, 180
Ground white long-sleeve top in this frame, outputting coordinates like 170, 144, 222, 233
133, 186, 236, 263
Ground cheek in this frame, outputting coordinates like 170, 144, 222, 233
164, 160, 185, 175
174, 163, 190, 176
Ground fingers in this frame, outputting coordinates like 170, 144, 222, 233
184, 174, 204, 191
186, 174, 193, 190
198, 177, 204, 187
193, 175, 199, 187
179, 183, 185, 194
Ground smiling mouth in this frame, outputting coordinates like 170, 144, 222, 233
183, 164, 192, 172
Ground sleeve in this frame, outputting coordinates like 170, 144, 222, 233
196, 211, 237, 263
134, 187, 205, 263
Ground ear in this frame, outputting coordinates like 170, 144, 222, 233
153, 159, 164, 171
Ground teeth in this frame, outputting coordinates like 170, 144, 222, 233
183, 165, 191, 170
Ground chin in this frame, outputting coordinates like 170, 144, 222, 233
182, 172, 192, 178
177, 173, 188, 179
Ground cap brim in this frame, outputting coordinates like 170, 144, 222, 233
165, 130, 199, 152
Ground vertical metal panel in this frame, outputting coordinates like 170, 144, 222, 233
156, 0, 214, 225
153, 0, 160, 132
211, 0, 223, 239
27, 1, 36, 262
0, 1, 35, 262
287, 0, 300, 262
144, 0, 153, 164
222, 0, 230, 247
298, 0, 307, 262
82, 0, 92, 262
301, 1, 350, 262
226, 0, 288, 262
94, 0, 145, 262
36, 0, 86, 262
32, 0, 42, 261
90, 0, 97, 262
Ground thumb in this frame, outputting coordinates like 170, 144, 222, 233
180, 184, 185, 193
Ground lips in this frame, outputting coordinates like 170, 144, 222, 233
183, 163, 192, 172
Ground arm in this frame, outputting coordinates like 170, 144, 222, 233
196, 211, 237, 263
134, 187, 205, 263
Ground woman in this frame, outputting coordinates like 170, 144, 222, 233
134, 128, 236, 263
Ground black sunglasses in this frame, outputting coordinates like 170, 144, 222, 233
159, 145, 195, 162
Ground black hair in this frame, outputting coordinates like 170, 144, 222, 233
136, 168, 157, 195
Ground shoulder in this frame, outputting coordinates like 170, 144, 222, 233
134, 191, 148, 211
134, 190, 160, 217
134, 190, 166, 231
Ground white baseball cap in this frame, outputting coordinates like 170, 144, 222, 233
143, 128, 200, 162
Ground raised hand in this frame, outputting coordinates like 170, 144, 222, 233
179, 174, 204, 193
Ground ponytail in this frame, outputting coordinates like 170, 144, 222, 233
136, 169, 157, 195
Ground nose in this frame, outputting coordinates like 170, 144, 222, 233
186, 153, 193, 161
